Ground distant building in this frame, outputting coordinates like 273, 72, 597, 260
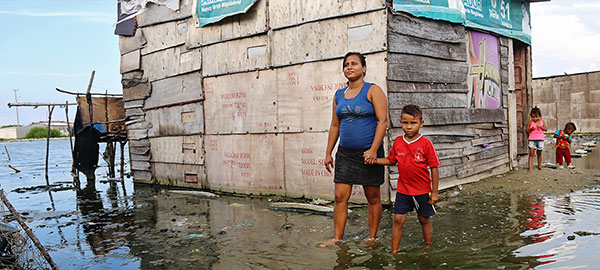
0, 121, 72, 139
533, 71, 600, 133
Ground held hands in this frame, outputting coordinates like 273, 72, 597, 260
363, 149, 377, 165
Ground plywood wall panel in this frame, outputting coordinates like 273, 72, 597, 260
141, 46, 201, 82
204, 70, 277, 134
204, 134, 285, 195
201, 35, 268, 76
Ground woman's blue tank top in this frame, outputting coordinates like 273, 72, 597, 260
335, 82, 378, 149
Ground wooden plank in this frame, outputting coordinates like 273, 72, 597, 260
130, 153, 151, 161
119, 29, 147, 55
388, 31, 467, 61
269, 0, 385, 29
149, 135, 204, 165
146, 102, 204, 136
120, 49, 141, 74
145, 72, 203, 109
387, 81, 468, 93
390, 108, 506, 127
271, 10, 387, 66
463, 142, 506, 156
124, 99, 144, 109
131, 169, 153, 183
126, 120, 149, 130
129, 139, 150, 147
432, 141, 471, 150
141, 46, 201, 82
128, 129, 148, 140
187, 0, 267, 46
131, 160, 151, 171
388, 53, 469, 83
204, 70, 277, 134
475, 127, 504, 136
141, 19, 189, 55
420, 125, 477, 136
201, 35, 268, 76
277, 52, 387, 132
137, 0, 194, 26
438, 164, 457, 179
152, 163, 207, 188
436, 148, 463, 160
388, 92, 467, 109
457, 153, 508, 179
204, 134, 285, 195
125, 108, 145, 118
388, 12, 465, 43
467, 145, 507, 161
471, 135, 503, 146
123, 82, 151, 101
130, 146, 150, 155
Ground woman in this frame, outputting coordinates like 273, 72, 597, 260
323, 52, 388, 245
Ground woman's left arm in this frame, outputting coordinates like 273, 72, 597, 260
364, 84, 388, 164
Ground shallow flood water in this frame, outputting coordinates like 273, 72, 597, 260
0, 139, 599, 269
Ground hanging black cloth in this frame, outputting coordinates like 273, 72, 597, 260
73, 107, 100, 176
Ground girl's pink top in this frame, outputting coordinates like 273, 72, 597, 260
528, 119, 545, 140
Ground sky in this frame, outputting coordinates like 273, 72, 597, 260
1, 0, 599, 126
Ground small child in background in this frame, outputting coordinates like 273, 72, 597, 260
554, 122, 576, 169
371, 105, 440, 253
526, 107, 547, 172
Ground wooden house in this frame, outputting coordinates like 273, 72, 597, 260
118, 0, 547, 202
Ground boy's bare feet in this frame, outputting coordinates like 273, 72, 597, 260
317, 238, 340, 248
528, 168, 533, 172
538, 166, 542, 170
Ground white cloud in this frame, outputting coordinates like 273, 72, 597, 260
0, 10, 114, 24
530, 0, 600, 77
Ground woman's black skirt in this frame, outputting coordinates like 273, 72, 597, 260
334, 146, 384, 186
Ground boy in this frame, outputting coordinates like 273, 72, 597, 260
372, 105, 440, 253
554, 122, 576, 169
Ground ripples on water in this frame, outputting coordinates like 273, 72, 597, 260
0, 140, 599, 269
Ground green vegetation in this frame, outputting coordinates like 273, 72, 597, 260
24, 127, 65, 139
0, 125, 20, 128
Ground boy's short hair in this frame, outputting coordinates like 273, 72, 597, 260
565, 122, 577, 131
401, 104, 423, 120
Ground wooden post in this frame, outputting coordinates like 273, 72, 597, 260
119, 141, 125, 179
65, 101, 78, 181
0, 189, 59, 270
4, 145, 10, 160
45, 106, 55, 185
86, 71, 96, 125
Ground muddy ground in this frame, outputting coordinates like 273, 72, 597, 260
457, 166, 600, 196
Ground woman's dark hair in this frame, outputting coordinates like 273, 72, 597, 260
342, 52, 367, 76
530, 106, 542, 117
401, 104, 423, 120
565, 122, 577, 131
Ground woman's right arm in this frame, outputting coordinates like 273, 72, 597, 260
325, 98, 340, 173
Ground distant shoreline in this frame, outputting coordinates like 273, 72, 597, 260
1, 137, 70, 143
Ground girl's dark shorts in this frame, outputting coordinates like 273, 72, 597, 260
334, 145, 384, 186
394, 192, 435, 217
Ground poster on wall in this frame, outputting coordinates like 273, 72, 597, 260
393, 0, 531, 44
196, 0, 258, 27
467, 30, 501, 109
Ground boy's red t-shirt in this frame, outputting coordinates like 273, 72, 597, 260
387, 135, 440, 195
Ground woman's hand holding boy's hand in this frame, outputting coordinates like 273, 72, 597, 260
363, 149, 377, 164
429, 192, 438, 205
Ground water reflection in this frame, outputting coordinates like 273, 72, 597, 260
1, 140, 599, 269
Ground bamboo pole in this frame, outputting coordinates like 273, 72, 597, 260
44, 105, 55, 185
86, 71, 95, 126
0, 189, 58, 270
8, 165, 20, 173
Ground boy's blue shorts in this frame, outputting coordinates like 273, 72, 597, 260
394, 192, 435, 217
